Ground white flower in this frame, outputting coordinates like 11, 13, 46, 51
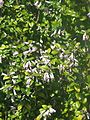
69, 53, 74, 60
23, 47, 37, 55
32, 68, 37, 73
74, 60, 78, 66
58, 29, 61, 35
12, 79, 16, 84
44, 72, 49, 82
69, 63, 74, 67
50, 45, 55, 49
59, 53, 64, 59
40, 49, 45, 54
0, 55, 2, 63
50, 72, 54, 79
12, 46, 17, 48
24, 42, 29, 45
12, 62, 16, 65
13, 51, 18, 56
83, 32, 89, 41
43, 110, 51, 117
49, 107, 56, 113
11, 96, 14, 103
59, 64, 64, 71
87, 12, 90, 18
10, 106, 16, 110
13, 89, 17, 95
51, 30, 57, 37
43, 108, 56, 117
23, 50, 29, 55
86, 112, 90, 119
1, 72, 7, 76
34, 1, 41, 8
45, 1, 51, 4
23, 61, 31, 69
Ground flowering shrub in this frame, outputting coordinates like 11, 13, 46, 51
0, 0, 90, 119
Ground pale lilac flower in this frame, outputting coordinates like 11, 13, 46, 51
0, 0, 4, 8
31, 47, 37, 52
26, 79, 31, 85
42, 57, 50, 65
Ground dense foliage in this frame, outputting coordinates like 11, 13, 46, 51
0, 0, 90, 119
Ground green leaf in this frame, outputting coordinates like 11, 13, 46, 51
83, 98, 87, 104
42, 105, 48, 109
17, 104, 22, 111
62, 108, 68, 114
51, 50, 58, 55
87, 75, 90, 84
75, 93, 81, 100
3, 76, 10, 80
47, 48, 51, 53
75, 101, 80, 109
39, 65, 49, 71
55, 43, 61, 48
50, 58, 60, 65
0, 45, 8, 50
35, 115, 42, 120
23, 28, 28, 32
74, 86, 80, 92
